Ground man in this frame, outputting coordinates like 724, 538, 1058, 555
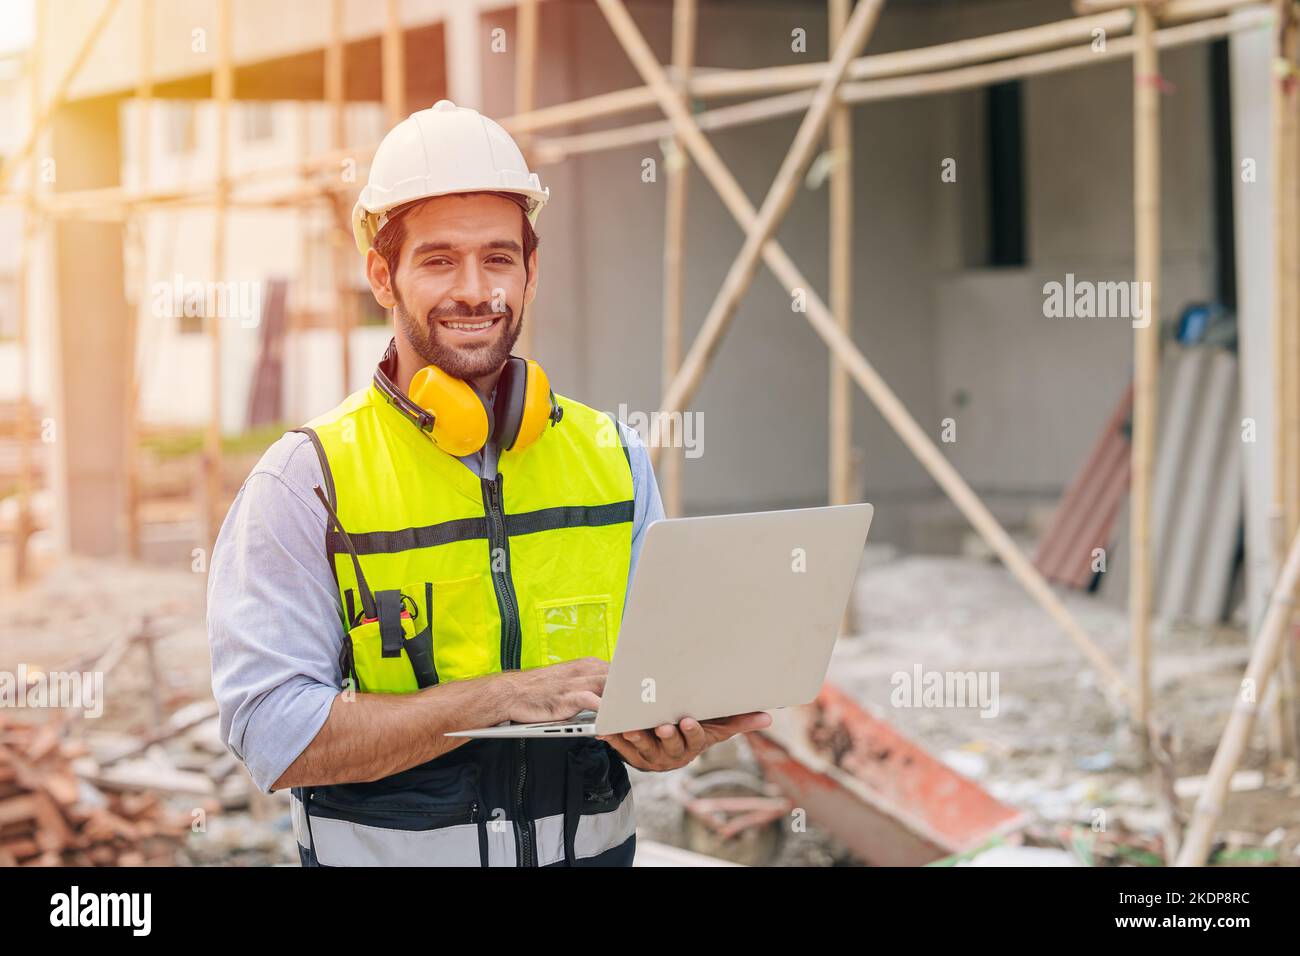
207, 100, 770, 867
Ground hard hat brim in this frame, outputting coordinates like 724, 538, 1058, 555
353, 184, 549, 256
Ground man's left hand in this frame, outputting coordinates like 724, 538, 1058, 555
597, 712, 772, 772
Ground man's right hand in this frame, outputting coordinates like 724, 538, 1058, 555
497, 657, 607, 724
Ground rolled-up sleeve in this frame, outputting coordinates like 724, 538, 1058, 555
206, 434, 344, 794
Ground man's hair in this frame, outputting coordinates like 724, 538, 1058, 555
371, 190, 540, 283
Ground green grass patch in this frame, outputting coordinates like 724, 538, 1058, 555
141, 423, 292, 460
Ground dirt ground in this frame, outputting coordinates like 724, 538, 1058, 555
2, 548, 1297, 866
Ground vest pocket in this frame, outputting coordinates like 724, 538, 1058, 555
347, 576, 496, 687
535, 595, 613, 665
346, 616, 421, 694
417, 574, 496, 682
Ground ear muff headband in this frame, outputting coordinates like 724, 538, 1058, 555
490, 356, 560, 452
491, 357, 528, 451
511, 360, 560, 451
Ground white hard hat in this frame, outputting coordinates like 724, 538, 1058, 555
352, 99, 549, 255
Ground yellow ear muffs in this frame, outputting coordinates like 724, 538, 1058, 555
493, 356, 563, 452
407, 364, 491, 457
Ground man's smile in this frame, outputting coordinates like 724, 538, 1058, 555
436, 314, 506, 336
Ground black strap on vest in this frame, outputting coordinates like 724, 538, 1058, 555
405, 582, 439, 688
373, 339, 438, 434
375, 589, 406, 658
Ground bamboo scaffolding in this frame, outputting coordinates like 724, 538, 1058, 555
505, 0, 1254, 137
329, 0, 352, 396
594, 0, 1130, 704
26, 183, 335, 221
515, 0, 540, 137
0, 0, 124, 192
515, 0, 540, 358
12, 4, 45, 584
829, 0, 855, 636
828, 0, 854, 515
11, 2, 1257, 200
1130, 0, 1162, 737
122, 0, 153, 562
1272, 0, 1300, 764
640, 0, 887, 449
1, 3, 1267, 217
661, 0, 696, 518
529, 9, 1268, 166
204, 0, 233, 550
7, 0, 1275, 726
1174, 520, 1300, 864
292, 101, 310, 427
384, 0, 406, 127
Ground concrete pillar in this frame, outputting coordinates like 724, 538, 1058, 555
1230, 27, 1275, 630
48, 98, 129, 556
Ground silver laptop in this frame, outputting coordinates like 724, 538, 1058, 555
446, 503, 873, 739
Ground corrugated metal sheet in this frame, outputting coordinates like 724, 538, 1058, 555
1099, 345, 1243, 623
1034, 386, 1132, 588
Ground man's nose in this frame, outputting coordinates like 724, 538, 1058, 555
448, 260, 495, 310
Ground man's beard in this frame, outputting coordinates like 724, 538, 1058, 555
394, 289, 524, 383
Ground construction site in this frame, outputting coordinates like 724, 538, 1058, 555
0, 0, 1299, 872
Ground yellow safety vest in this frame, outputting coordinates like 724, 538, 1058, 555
288, 342, 638, 867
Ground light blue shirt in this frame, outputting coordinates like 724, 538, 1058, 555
206, 393, 664, 794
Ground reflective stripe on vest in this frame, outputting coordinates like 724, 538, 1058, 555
291, 789, 635, 867
293, 367, 636, 866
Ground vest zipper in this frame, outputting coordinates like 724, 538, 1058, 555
483, 472, 535, 867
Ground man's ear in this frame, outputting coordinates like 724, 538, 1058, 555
523, 247, 539, 306
366, 249, 397, 309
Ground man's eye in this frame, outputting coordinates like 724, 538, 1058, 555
487, 256, 513, 265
